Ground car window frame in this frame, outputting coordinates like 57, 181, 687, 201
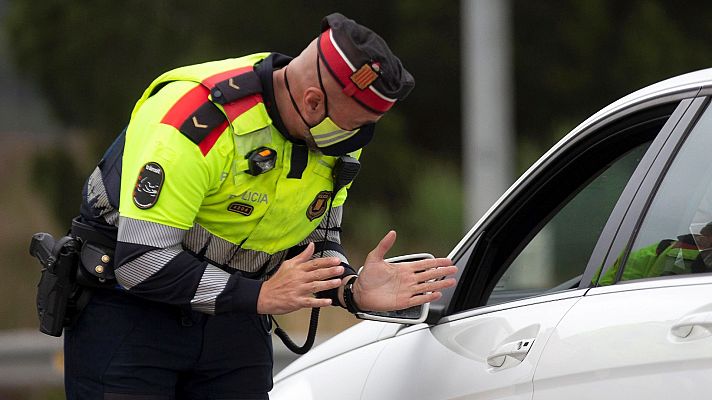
595, 95, 711, 288
435, 94, 699, 322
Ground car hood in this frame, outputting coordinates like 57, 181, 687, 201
274, 320, 401, 382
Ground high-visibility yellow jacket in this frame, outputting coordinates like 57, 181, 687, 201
82, 53, 356, 314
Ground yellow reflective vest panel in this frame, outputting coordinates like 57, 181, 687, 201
109, 53, 357, 314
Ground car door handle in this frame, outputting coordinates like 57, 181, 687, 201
486, 338, 536, 367
671, 311, 712, 338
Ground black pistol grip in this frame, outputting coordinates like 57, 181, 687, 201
29, 232, 56, 267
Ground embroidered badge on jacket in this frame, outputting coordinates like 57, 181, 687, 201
133, 162, 164, 209
228, 202, 254, 216
306, 191, 331, 221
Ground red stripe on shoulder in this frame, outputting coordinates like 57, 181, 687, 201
197, 95, 263, 155
160, 85, 210, 128
158, 69, 264, 156
223, 93, 262, 121
160, 84, 227, 157
198, 120, 229, 156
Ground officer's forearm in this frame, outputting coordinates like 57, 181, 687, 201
115, 241, 264, 315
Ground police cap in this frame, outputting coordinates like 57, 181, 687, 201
318, 12, 415, 114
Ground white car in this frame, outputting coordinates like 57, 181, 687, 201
270, 68, 712, 399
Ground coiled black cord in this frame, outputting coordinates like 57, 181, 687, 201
272, 194, 336, 354
272, 155, 359, 354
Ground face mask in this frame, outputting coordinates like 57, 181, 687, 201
284, 56, 375, 156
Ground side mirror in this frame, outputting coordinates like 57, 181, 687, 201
355, 253, 434, 325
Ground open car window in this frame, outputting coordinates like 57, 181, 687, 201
452, 102, 682, 313
489, 142, 650, 305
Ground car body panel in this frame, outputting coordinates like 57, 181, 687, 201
274, 320, 399, 382
534, 277, 712, 399
441, 289, 587, 324
360, 296, 581, 400
270, 338, 390, 400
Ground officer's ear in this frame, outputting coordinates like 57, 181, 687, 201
303, 87, 326, 120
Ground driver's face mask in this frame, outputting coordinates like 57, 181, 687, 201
284, 55, 375, 156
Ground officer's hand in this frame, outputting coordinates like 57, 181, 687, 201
257, 242, 344, 315
353, 231, 457, 312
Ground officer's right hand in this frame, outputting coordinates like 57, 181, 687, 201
257, 242, 344, 315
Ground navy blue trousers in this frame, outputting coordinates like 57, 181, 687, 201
64, 289, 273, 399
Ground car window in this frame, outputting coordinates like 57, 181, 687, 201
451, 104, 681, 313
598, 102, 712, 285
488, 142, 650, 305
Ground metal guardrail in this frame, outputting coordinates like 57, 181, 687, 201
0, 329, 304, 388
0, 329, 63, 387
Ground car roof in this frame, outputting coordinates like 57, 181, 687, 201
451, 67, 712, 259
574, 67, 712, 137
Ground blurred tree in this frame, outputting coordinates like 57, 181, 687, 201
30, 147, 83, 224
11, 0, 711, 254
4, 0, 463, 255
4, 0, 460, 155
513, 0, 712, 171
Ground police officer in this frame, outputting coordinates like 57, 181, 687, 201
597, 221, 712, 285
66, 13, 457, 399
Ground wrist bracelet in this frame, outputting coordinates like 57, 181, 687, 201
343, 275, 361, 314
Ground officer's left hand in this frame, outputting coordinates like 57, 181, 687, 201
257, 242, 344, 315
352, 231, 457, 312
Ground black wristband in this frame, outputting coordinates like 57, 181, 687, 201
343, 275, 361, 314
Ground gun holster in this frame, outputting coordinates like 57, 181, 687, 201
29, 218, 117, 337
29, 232, 83, 336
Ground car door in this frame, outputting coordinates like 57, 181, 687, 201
359, 98, 690, 400
533, 97, 712, 399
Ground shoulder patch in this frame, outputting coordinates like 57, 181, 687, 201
203, 67, 264, 122
160, 85, 228, 156
161, 85, 209, 130
159, 69, 268, 154
210, 71, 263, 105
179, 101, 229, 155
133, 162, 165, 209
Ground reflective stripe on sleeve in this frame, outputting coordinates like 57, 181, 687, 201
190, 264, 231, 314
115, 244, 182, 289
118, 216, 186, 248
